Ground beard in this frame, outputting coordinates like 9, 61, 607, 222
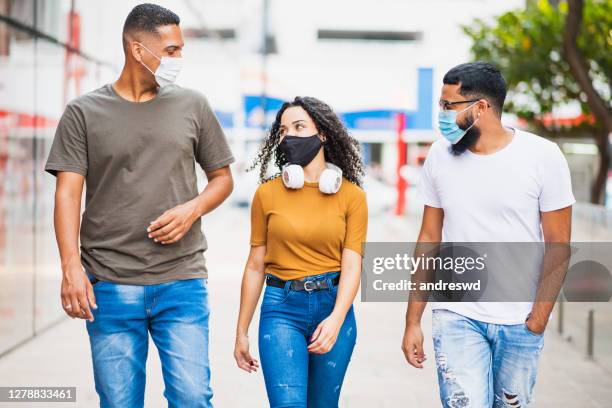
450, 116, 481, 156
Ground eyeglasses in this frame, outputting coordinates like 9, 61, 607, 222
439, 99, 491, 111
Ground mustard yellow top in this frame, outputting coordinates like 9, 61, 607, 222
250, 176, 368, 281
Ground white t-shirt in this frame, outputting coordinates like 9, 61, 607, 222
420, 128, 575, 324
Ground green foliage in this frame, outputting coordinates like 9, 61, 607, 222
462, 0, 611, 133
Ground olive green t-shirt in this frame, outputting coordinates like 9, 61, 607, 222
44, 83, 235, 284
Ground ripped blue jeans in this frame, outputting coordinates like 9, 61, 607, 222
432, 309, 544, 408
258, 271, 357, 408
85, 273, 213, 408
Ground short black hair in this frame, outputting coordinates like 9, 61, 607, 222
443, 62, 507, 116
122, 3, 180, 46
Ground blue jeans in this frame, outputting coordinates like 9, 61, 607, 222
85, 273, 213, 408
258, 271, 357, 408
432, 309, 545, 408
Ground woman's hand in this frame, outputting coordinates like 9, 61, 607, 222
307, 312, 344, 354
234, 334, 259, 373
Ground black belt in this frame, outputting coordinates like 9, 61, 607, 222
266, 273, 340, 292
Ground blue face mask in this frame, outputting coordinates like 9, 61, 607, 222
438, 102, 480, 144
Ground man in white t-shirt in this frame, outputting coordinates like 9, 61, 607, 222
401, 62, 575, 407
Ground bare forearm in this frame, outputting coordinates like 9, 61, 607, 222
529, 301, 555, 323
54, 190, 82, 273
236, 265, 265, 337
333, 251, 361, 319
192, 171, 233, 218
406, 229, 441, 326
529, 242, 571, 327
406, 301, 427, 326
529, 207, 572, 329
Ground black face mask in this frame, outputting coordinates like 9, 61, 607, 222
276, 134, 322, 166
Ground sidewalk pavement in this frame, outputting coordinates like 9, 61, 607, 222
1, 207, 611, 407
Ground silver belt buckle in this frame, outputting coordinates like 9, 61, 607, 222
303, 280, 317, 292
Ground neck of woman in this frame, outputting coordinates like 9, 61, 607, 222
302, 153, 327, 183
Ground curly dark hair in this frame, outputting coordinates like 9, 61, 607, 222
248, 96, 365, 187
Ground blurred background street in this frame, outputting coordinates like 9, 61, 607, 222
0, 0, 611, 406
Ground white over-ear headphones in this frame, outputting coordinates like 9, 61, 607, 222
282, 162, 343, 194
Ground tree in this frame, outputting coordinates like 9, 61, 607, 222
463, 0, 612, 204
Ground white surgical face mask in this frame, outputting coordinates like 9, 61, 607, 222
137, 42, 183, 87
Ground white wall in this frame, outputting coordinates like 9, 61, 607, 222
71, 0, 525, 116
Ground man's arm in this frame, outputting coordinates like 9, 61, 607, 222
147, 165, 233, 244
402, 205, 444, 368
55, 172, 96, 321
526, 206, 572, 334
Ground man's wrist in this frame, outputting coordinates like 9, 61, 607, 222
526, 312, 547, 332
526, 309, 550, 324
190, 197, 207, 220
61, 255, 82, 273
406, 319, 421, 328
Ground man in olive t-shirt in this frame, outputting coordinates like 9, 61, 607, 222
44, 4, 233, 407
46, 82, 233, 285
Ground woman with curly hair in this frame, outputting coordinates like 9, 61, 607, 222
234, 96, 368, 407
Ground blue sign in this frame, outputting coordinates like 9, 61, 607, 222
241, 67, 433, 131
340, 68, 433, 130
